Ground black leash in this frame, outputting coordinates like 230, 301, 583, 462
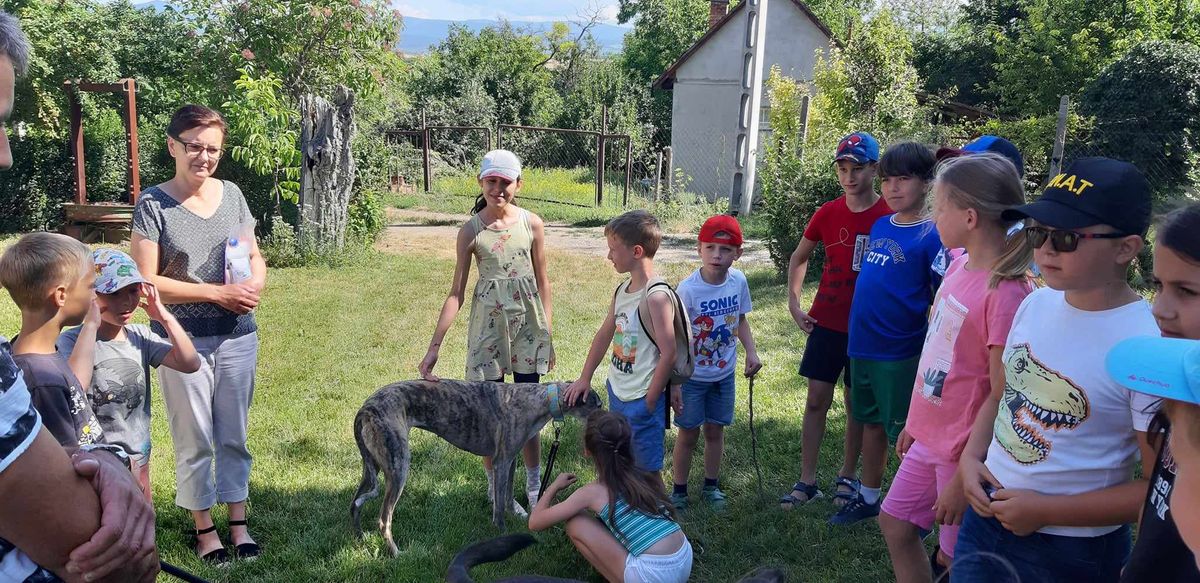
538, 420, 562, 500
748, 372, 765, 502
161, 561, 210, 583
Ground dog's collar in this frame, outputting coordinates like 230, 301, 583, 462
547, 384, 565, 422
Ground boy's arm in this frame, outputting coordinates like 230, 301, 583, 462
788, 237, 819, 333
643, 291, 675, 409
564, 305, 617, 405
65, 302, 100, 391
737, 314, 762, 377
990, 454, 1149, 535
959, 345, 1007, 517
141, 285, 201, 373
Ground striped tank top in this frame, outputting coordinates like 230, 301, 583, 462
598, 497, 681, 556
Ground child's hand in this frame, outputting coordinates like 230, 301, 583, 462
789, 305, 817, 334
958, 457, 1002, 518
670, 385, 683, 415
138, 284, 170, 323
895, 429, 915, 459
550, 473, 577, 492
83, 298, 101, 328
990, 489, 1048, 536
744, 353, 762, 378
418, 348, 441, 382
563, 379, 590, 405
934, 471, 967, 526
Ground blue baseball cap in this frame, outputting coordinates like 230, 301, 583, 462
834, 132, 880, 164
1106, 336, 1200, 405
937, 135, 1025, 177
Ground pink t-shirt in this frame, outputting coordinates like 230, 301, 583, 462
905, 255, 1034, 460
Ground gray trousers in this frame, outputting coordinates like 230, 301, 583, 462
160, 331, 258, 510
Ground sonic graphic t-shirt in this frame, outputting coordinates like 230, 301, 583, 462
677, 268, 753, 382
985, 288, 1160, 537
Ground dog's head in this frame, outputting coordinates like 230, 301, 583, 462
553, 384, 602, 418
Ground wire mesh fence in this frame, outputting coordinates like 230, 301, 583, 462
1059, 115, 1199, 204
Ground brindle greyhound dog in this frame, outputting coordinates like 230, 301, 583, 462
351, 379, 601, 556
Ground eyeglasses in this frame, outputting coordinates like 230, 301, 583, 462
170, 134, 224, 159
1024, 226, 1130, 253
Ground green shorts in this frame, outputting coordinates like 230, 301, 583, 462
849, 356, 920, 443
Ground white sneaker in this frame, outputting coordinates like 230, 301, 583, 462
510, 498, 528, 518
527, 489, 540, 509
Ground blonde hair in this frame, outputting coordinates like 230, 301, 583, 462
934, 153, 1033, 288
0, 233, 91, 309
605, 210, 662, 258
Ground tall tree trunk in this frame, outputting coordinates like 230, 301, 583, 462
299, 85, 356, 252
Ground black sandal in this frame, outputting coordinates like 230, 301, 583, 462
229, 519, 261, 560
193, 525, 230, 566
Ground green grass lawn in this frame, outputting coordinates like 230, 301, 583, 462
0, 241, 901, 582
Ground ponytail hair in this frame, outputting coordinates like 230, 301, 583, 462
584, 411, 675, 537
471, 194, 486, 215
933, 153, 1033, 289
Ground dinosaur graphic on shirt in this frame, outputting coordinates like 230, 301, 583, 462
995, 344, 1090, 465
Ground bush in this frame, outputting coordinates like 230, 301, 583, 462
1080, 40, 1200, 202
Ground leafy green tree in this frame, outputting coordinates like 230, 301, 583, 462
222, 63, 301, 211
1080, 40, 1200, 201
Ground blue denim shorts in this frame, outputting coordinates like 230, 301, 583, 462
953, 507, 1131, 583
606, 382, 666, 472
674, 373, 736, 429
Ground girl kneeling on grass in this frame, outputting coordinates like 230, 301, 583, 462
530, 411, 693, 583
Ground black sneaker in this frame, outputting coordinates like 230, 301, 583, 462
828, 494, 880, 526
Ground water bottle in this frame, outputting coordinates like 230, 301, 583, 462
226, 229, 253, 284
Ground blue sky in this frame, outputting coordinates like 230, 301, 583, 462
394, 0, 623, 24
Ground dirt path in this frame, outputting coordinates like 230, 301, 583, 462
377, 208, 774, 266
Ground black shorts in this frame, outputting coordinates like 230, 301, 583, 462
798, 325, 851, 386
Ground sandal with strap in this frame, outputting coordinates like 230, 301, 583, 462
228, 519, 261, 560
193, 525, 230, 566
832, 476, 861, 508
779, 481, 824, 509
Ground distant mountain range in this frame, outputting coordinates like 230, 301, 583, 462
131, 2, 629, 55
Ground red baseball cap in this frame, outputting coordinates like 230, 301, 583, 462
698, 215, 743, 246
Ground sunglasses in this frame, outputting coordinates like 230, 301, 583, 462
1023, 226, 1130, 253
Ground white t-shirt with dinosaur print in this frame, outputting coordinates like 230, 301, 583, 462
985, 288, 1160, 537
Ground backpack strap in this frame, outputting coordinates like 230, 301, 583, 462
637, 279, 674, 349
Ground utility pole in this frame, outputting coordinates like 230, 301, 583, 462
729, 0, 768, 216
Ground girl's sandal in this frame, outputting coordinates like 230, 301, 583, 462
193, 525, 230, 566
229, 519, 261, 560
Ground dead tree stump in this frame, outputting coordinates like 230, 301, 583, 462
299, 85, 356, 252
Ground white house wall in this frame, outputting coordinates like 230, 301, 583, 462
670, 3, 830, 200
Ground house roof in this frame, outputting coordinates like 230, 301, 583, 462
652, 0, 836, 91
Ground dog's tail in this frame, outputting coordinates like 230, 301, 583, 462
446, 534, 538, 583
350, 407, 382, 534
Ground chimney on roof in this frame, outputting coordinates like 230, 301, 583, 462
709, 0, 729, 29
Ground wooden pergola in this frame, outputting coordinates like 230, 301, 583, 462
61, 78, 141, 243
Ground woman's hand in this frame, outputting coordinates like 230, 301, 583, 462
418, 348, 441, 382
213, 283, 259, 315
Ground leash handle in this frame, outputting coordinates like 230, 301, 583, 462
748, 373, 765, 502
538, 424, 562, 500
161, 561, 211, 583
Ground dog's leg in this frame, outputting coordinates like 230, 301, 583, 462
378, 428, 412, 557
491, 455, 516, 530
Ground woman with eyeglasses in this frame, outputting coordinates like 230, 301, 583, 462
129, 104, 265, 565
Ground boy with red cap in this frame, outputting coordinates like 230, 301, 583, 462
669, 215, 762, 510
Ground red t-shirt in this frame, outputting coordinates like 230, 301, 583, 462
802, 195, 893, 333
